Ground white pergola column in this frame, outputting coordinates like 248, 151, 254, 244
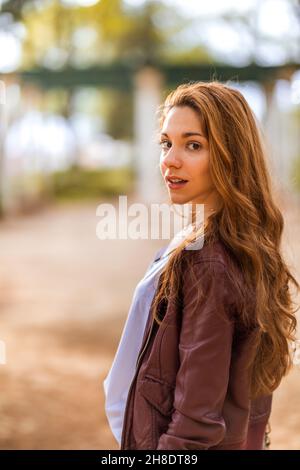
261, 80, 279, 183
0, 78, 7, 217
133, 66, 166, 204
262, 78, 298, 192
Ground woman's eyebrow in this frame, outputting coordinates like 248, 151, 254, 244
160, 132, 204, 138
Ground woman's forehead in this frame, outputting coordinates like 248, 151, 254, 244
161, 106, 206, 137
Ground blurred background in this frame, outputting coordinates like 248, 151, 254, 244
0, 0, 299, 450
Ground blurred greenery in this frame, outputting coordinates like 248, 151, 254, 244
291, 154, 300, 192
50, 165, 136, 200
290, 107, 300, 192
102, 89, 134, 140
15, 0, 196, 69
1, 0, 299, 206
12, 0, 207, 141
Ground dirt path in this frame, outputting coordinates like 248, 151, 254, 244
0, 193, 299, 449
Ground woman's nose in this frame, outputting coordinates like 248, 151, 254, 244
161, 147, 182, 168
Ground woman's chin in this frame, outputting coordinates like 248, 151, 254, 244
169, 193, 189, 205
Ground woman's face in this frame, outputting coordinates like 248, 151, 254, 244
159, 106, 219, 212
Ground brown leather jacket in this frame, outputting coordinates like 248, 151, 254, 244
120, 239, 273, 450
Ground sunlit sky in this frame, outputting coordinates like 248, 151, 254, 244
125, 0, 298, 36
0, 0, 299, 72
125, 0, 299, 66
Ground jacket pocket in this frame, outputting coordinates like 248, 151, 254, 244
137, 374, 175, 417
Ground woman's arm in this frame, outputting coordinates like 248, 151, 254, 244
156, 259, 236, 450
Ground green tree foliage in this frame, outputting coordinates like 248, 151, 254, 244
0, 0, 213, 141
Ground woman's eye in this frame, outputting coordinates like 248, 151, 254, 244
187, 142, 202, 151
158, 140, 170, 149
158, 140, 202, 151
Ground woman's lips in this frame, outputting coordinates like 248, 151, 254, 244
167, 180, 188, 190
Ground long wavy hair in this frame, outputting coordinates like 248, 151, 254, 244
151, 80, 299, 400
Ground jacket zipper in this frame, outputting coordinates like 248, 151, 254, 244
120, 315, 156, 449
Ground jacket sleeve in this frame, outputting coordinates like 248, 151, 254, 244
156, 259, 236, 450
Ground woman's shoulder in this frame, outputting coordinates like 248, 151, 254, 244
184, 237, 249, 301
181, 237, 258, 331
183, 236, 235, 270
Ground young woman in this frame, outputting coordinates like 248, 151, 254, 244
103, 80, 299, 450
